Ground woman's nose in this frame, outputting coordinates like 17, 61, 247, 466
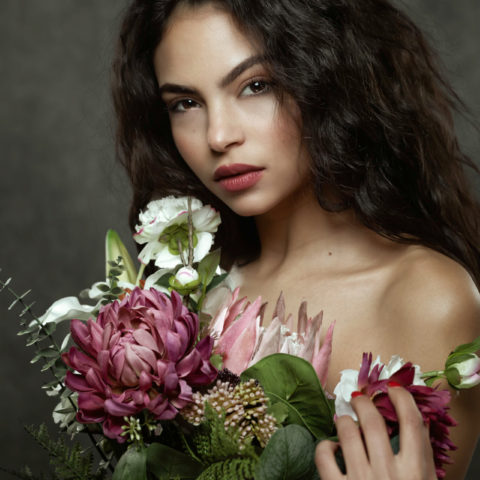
207, 106, 245, 153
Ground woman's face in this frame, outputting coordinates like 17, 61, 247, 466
153, 3, 311, 217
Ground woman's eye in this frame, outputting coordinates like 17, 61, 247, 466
169, 99, 200, 113
242, 80, 270, 96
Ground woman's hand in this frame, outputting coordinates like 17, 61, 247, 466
315, 385, 437, 479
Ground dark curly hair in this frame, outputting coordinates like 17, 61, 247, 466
112, 0, 480, 284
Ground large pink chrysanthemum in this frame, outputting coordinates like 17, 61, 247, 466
352, 354, 457, 478
62, 287, 217, 442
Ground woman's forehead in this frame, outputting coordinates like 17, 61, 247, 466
154, 3, 260, 85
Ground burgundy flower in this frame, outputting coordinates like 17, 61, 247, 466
357, 354, 457, 479
62, 287, 217, 442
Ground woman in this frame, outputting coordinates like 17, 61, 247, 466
112, 0, 480, 477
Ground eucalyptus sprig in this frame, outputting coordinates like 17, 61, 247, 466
0, 275, 66, 386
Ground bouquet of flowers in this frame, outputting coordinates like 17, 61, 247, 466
2, 196, 480, 480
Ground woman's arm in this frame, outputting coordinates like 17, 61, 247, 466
383, 251, 480, 478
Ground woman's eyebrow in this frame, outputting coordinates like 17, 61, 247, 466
158, 54, 266, 95
219, 54, 266, 88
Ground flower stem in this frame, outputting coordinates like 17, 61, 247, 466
187, 196, 194, 267
136, 263, 146, 287
177, 239, 187, 266
421, 370, 444, 379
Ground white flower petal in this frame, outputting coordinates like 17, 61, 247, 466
144, 268, 171, 291
193, 232, 214, 263
36, 297, 95, 325
153, 246, 183, 269
333, 369, 360, 421
175, 266, 199, 286
192, 205, 221, 232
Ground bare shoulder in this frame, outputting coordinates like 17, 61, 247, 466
383, 245, 480, 349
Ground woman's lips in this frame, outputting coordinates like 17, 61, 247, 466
214, 163, 264, 192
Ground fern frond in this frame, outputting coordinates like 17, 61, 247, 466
190, 404, 258, 467
24, 424, 106, 480
0, 465, 53, 480
196, 458, 256, 480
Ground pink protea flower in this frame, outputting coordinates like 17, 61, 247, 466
62, 287, 217, 442
335, 353, 457, 478
208, 288, 334, 386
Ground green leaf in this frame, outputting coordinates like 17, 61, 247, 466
445, 367, 461, 386
155, 272, 173, 289
17, 324, 40, 336
31, 347, 59, 364
206, 272, 228, 292
146, 443, 203, 479
41, 323, 57, 336
26, 333, 41, 347
446, 352, 476, 369
241, 354, 334, 440
268, 402, 289, 424
446, 336, 480, 367
197, 249, 221, 288
209, 354, 223, 370
255, 424, 317, 480
41, 357, 60, 372
106, 229, 138, 284
97, 283, 111, 293
113, 445, 148, 480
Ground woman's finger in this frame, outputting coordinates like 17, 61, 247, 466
315, 440, 345, 480
387, 385, 428, 457
335, 413, 370, 475
349, 393, 394, 473
387, 385, 436, 478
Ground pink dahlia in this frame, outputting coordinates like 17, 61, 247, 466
335, 353, 457, 479
62, 287, 217, 442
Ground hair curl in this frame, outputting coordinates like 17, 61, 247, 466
112, 0, 480, 284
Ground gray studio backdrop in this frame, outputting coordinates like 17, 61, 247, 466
1, 0, 479, 478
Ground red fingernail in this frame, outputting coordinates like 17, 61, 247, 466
351, 390, 364, 398
388, 381, 401, 388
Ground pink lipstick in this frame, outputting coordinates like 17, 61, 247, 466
214, 163, 264, 192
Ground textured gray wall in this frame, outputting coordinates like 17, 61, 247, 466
0, 0, 478, 477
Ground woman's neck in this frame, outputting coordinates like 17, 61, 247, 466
251, 187, 391, 277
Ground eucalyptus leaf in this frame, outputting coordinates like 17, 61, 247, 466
41, 323, 57, 335
96, 283, 111, 293
110, 287, 125, 296
17, 324, 39, 336
146, 443, 203, 479
31, 347, 59, 364
241, 354, 334, 439
112, 446, 148, 480
41, 357, 60, 372
255, 424, 317, 480
26, 333, 41, 347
